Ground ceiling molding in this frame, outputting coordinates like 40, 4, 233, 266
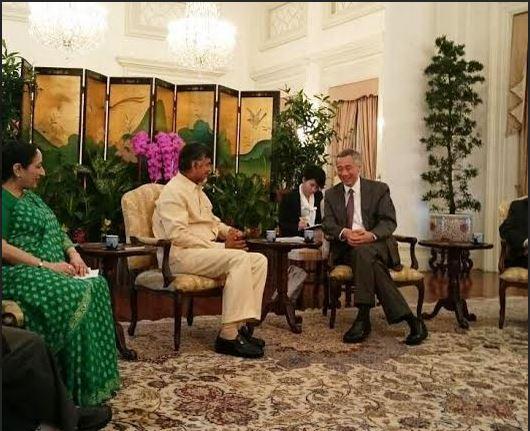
116, 56, 227, 82
322, 2, 384, 30
313, 34, 384, 69
250, 57, 309, 84
2, 2, 29, 22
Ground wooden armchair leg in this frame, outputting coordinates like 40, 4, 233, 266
345, 284, 352, 307
416, 279, 425, 318
128, 286, 139, 336
330, 279, 338, 329
323, 274, 330, 316
187, 297, 194, 327
499, 279, 507, 329
174, 292, 183, 351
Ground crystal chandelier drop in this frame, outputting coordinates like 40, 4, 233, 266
167, 3, 236, 73
28, 3, 108, 57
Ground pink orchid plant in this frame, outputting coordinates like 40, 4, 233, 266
131, 131, 184, 182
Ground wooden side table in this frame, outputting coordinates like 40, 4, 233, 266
419, 240, 493, 329
247, 238, 322, 334
77, 242, 156, 360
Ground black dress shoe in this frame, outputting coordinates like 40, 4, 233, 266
405, 318, 428, 346
76, 405, 112, 431
343, 319, 371, 343
239, 325, 265, 348
215, 334, 264, 358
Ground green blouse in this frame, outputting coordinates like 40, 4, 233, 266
2, 187, 74, 252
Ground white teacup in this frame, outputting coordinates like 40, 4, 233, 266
304, 229, 314, 243
105, 234, 119, 250
265, 229, 277, 242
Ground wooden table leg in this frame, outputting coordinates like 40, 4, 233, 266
277, 250, 302, 333
101, 256, 138, 360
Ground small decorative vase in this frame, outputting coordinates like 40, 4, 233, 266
429, 213, 473, 242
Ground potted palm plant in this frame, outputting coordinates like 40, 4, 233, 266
421, 36, 485, 242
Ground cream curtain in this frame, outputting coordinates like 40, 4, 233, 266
330, 95, 378, 180
507, 12, 528, 136
518, 85, 528, 196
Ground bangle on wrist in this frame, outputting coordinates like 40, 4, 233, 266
38, 260, 44, 268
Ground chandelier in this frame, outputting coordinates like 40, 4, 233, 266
167, 3, 236, 73
28, 3, 108, 57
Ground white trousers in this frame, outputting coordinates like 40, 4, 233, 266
169, 248, 267, 324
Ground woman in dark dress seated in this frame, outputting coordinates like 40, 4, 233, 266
279, 165, 326, 236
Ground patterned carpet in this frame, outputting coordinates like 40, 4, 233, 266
104, 297, 528, 431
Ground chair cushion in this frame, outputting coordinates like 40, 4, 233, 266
2, 300, 24, 327
329, 265, 354, 281
390, 266, 424, 282
500, 267, 528, 283
135, 269, 223, 292
288, 248, 323, 262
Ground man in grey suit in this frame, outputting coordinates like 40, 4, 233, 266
323, 149, 427, 345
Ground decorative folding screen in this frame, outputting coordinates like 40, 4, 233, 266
238, 91, 280, 184
176, 84, 216, 156
20, 59, 33, 143
153, 78, 175, 134
33, 67, 83, 167
83, 70, 107, 162
216, 86, 239, 175
107, 77, 153, 164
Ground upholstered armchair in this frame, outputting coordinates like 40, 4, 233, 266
498, 198, 528, 329
121, 183, 223, 351
325, 235, 425, 328
2, 300, 24, 328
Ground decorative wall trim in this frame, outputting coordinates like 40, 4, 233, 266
483, 2, 528, 272
250, 57, 308, 84
116, 56, 226, 82
322, 2, 384, 30
312, 33, 383, 69
2, 2, 29, 22
259, 2, 308, 51
125, 2, 185, 40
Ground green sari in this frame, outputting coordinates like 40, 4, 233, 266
2, 188, 120, 406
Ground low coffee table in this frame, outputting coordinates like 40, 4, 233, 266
77, 242, 156, 360
247, 238, 321, 333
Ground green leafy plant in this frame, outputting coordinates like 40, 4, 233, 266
204, 173, 277, 234
1, 38, 34, 139
36, 155, 91, 233
78, 145, 138, 240
271, 88, 337, 191
421, 36, 485, 214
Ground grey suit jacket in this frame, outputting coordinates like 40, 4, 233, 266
322, 178, 401, 269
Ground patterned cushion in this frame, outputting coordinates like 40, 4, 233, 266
135, 269, 223, 292
288, 248, 323, 262
2, 300, 24, 327
329, 265, 353, 281
500, 267, 528, 283
390, 266, 424, 282
329, 264, 424, 283
122, 184, 164, 271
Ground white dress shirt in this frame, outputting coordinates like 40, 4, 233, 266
343, 179, 364, 230
299, 184, 317, 226
339, 178, 377, 241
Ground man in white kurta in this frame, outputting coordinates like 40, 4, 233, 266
152, 143, 267, 358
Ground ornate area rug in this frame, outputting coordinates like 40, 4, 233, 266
104, 297, 528, 431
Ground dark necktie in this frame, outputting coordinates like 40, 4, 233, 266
346, 189, 354, 228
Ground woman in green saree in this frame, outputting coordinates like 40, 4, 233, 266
2, 140, 120, 407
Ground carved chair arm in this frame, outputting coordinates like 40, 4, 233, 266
393, 234, 419, 270
130, 236, 174, 287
